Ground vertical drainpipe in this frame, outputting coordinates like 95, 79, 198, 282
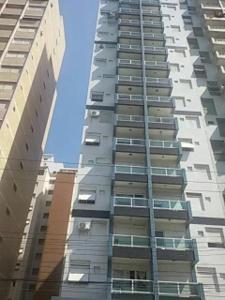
139, 0, 159, 298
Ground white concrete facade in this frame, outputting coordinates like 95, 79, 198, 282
58, 0, 225, 300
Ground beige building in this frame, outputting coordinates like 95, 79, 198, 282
8, 155, 76, 300
0, 1, 65, 299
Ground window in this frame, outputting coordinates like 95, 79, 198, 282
187, 37, 199, 49
182, 15, 192, 25
43, 213, 49, 219
40, 225, 47, 232
211, 140, 225, 161
193, 27, 203, 36
48, 190, 53, 195
201, 98, 217, 115
13, 183, 17, 192
78, 190, 96, 204
217, 118, 225, 137
35, 253, 42, 259
206, 227, 225, 248
68, 260, 90, 282
25, 143, 29, 151
38, 239, 45, 245
32, 268, 39, 275
38, 169, 44, 175
91, 92, 104, 102
199, 51, 211, 63
46, 201, 51, 207
84, 134, 100, 146
194, 65, 207, 78
178, 138, 194, 151
19, 161, 24, 170
207, 81, 221, 95
49, 179, 55, 184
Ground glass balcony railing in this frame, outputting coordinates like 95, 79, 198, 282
151, 167, 184, 177
118, 59, 168, 68
149, 139, 179, 148
115, 137, 145, 146
116, 93, 143, 101
114, 165, 184, 178
113, 234, 149, 247
114, 196, 148, 207
112, 278, 153, 294
154, 199, 187, 210
114, 165, 147, 174
115, 138, 179, 149
116, 114, 144, 122
156, 237, 193, 250
148, 116, 175, 124
158, 281, 201, 297
112, 278, 201, 297
117, 44, 167, 54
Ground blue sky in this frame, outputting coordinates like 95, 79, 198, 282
45, 0, 99, 165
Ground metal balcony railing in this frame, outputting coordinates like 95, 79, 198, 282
117, 44, 167, 54
112, 278, 153, 294
116, 114, 144, 122
113, 234, 149, 247
156, 237, 193, 250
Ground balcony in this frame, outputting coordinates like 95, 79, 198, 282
117, 75, 172, 88
207, 24, 225, 38
113, 196, 190, 221
151, 167, 187, 190
114, 165, 187, 190
111, 279, 202, 299
111, 278, 153, 296
116, 94, 174, 114
119, 0, 160, 6
118, 7, 162, 17
115, 115, 177, 133
211, 36, 225, 49
156, 237, 197, 262
114, 138, 181, 158
119, 18, 162, 29
113, 234, 150, 259
215, 49, 225, 64
158, 281, 203, 299
154, 198, 190, 221
117, 44, 167, 57
118, 30, 165, 42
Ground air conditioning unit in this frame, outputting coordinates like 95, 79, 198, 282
78, 222, 91, 231
90, 110, 100, 117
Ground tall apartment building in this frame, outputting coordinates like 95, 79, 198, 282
0, 1, 65, 299
56, 0, 225, 300
8, 155, 76, 300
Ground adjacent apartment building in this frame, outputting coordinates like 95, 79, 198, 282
0, 1, 65, 299
56, 0, 225, 300
8, 155, 76, 300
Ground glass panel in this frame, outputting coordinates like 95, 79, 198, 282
159, 282, 178, 295
113, 279, 132, 292
133, 198, 147, 207
179, 283, 198, 296
133, 236, 149, 247
117, 138, 130, 145
171, 200, 186, 210
132, 166, 146, 174
132, 139, 145, 145
134, 280, 152, 293
115, 197, 131, 206
114, 235, 131, 246
156, 238, 174, 248
116, 166, 130, 173
154, 200, 170, 209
